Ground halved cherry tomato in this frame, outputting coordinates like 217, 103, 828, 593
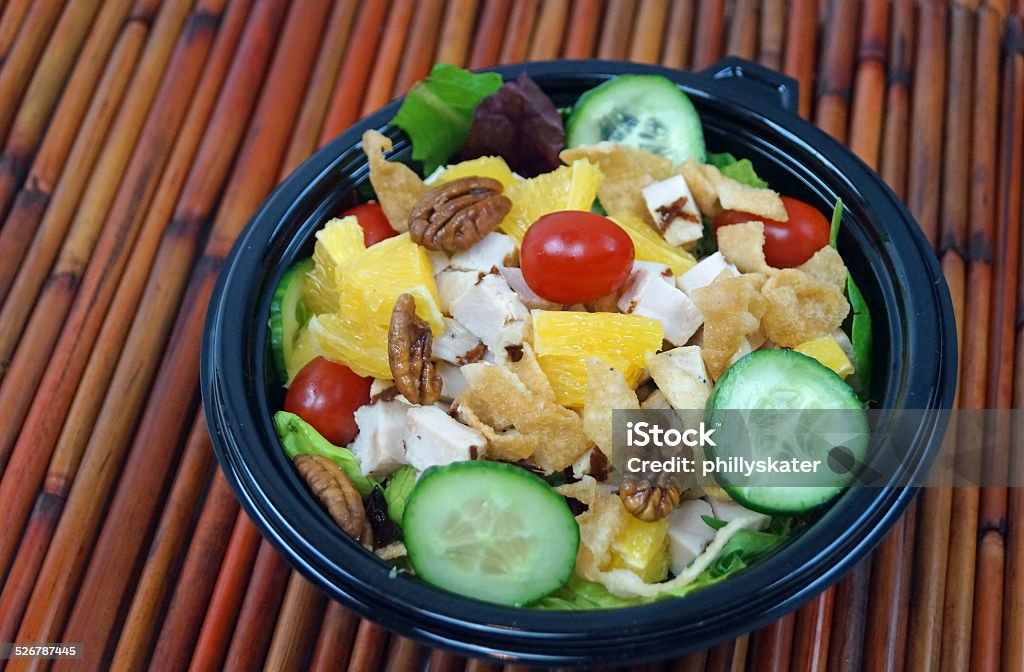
342, 202, 398, 246
520, 211, 635, 304
714, 196, 830, 268
284, 356, 371, 445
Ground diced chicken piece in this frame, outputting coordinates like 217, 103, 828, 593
832, 328, 856, 367
349, 400, 412, 478
632, 260, 674, 284
426, 249, 451, 275
646, 346, 712, 411
571, 447, 610, 481
449, 232, 516, 273
726, 338, 753, 368
422, 165, 445, 184
709, 497, 770, 526
403, 406, 486, 471
432, 317, 484, 365
370, 378, 392, 398
617, 267, 704, 346
498, 266, 561, 310
676, 251, 738, 295
666, 499, 716, 575
436, 362, 468, 401
643, 174, 706, 246
450, 274, 530, 361
435, 269, 481, 314
641, 389, 673, 409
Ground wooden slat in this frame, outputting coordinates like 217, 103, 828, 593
1003, 17, 1024, 672
498, 0, 539, 64
221, 541, 292, 670
108, 416, 219, 671
436, 0, 478, 66
597, 0, 637, 60
147, 470, 241, 672
941, 7, 1002, 672
814, 0, 859, 141
627, 0, 668, 64
691, 0, 726, 69
393, 0, 446, 95
783, 0, 818, 118
758, 0, 785, 69
309, 601, 361, 671
0, 0, 66, 144
725, 0, 759, 60
0, 2, 1017, 670
528, 0, 569, 61
360, 0, 416, 114
6, 5, 236, 657
0, 0, 135, 306
0, 0, 32, 62
263, 573, 327, 672
562, 0, 602, 58
187, 513, 263, 672
660, 0, 695, 69
973, 10, 1024, 672
0, 0, 103, 223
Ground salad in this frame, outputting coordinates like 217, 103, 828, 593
269, 64, 873, 608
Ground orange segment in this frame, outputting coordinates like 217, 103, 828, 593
435, 156, 518, 190
532, 310, 663, 407
500, 159, 603, 243
309, 233, 442, 379
611, 214, 697, 275
303, 216, 366, 314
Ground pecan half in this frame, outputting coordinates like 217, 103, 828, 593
619, 476, 682, 522
408, 176, 512, 251
294, 454, 370, 545
388, 293, 442, 404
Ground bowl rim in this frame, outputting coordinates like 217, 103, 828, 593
201, 58, 958, 664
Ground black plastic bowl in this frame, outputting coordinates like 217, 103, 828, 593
202, 58, 957, 665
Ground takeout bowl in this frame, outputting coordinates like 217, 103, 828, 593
201, 58, 957, 665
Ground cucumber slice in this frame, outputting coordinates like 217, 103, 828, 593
705, 350, 869, 515
566, 75, 706, 164
269, 258, 313, 384
402, 461, 579, 606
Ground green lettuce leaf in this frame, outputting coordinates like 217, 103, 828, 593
390, 63, 503, 174
530, 575, 648, 610
829, 199, 843, 248
828, 197, 872, 396
273, 411, 377, 497
534, 518, 795, 608
662, 523, 791, 598
707, 152, 769, 189
383, 465, 418, 525
847, 276, 873, 394
701, 515, 728, 530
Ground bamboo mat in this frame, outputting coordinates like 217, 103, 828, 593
0, 0, 1021, 670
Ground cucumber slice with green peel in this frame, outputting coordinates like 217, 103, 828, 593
269, 258, 313, 384
566, 75, 706, 164
705, 349, 869, 515
402, 461, 579, 606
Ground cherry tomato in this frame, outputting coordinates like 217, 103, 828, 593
341, 202, 398, 246
520, 211, 635, 304
284, 356, 371, 445
714, 196, 830, 268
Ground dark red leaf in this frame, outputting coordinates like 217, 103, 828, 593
458, 73, 565, 177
